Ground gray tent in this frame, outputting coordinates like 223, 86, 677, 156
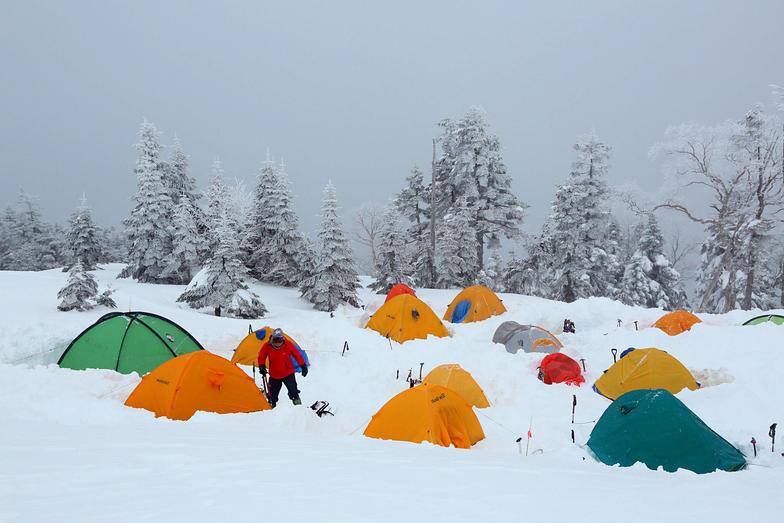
492, 321, 562, 354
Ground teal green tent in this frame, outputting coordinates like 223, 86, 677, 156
743, 314, 784, 326
587, 389, 745, 474
58, 311, 203, 375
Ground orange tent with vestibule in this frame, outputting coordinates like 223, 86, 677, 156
125, 351, 271, 420
363, 383, 485, 449
231, 326, 302, 366
444, 285, 506, 324
366, 294, 449, 343
385, 283, 416, 303
423, 364, 490, 408
653, 310, 702, 336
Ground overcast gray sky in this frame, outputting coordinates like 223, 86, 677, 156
1, 0, 782, 240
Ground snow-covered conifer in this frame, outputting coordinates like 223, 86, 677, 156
370, 204, 413, 293
162, 196, 201, 284
436, 197, 479, 288
57, 260, 98, 311
302, 182, 360, 311
64, 195, 102, 271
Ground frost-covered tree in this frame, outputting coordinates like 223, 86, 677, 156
6, 190, 63, 271
547, 134, 614, 302
162, 196, 201, 284
621, 213, 688, 310
120, 120, 175, 283
436, 197, 479, 288
163, 136, 199, 204
57, 260, 98, 311
434, 108, 527, 268
203, 158, 230, 253
479, 247, 504, 290
95, 286, 117, 309
370, 204, 413, 293
396, 165, 435, 287
301, 182, 360, 311
64, 195, 102, 271
177, 215, 267, 318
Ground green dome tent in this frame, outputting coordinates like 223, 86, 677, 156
58, 311, 203, 375
587, 389, 745, 474
743, 314, 784, 326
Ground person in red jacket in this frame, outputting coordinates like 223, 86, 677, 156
257, 328, 308, 408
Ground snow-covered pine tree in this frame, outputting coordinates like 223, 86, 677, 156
395, 165, 436, 287
479, 247, 503, 290
57, 260, 98, 311
503, 230, 554, 297
434, 108, 527, 269
162, 195, 201, 284
64, 195, 102, 271
243, 158, 277, 278
302, 182, 360, 311
546, 134, 613, 302
177, 215, 267, 318
436, 196, 479, 288
95, 286, 117, 309
120, 120, 175, 283
370, 204, 413, 293
163, 136, 199, 205
620, 213, 688, 310
8, 190, 62, 271
203, 158, 230, 254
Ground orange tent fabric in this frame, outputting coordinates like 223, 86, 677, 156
443, 285, 506, 324
366, 294, 449, 343
423, 364, 490, 408
231, 327, 298, 366
653, 310, 702, 336
364, 383, 485, 449
385, 283, 416, 303
125, 351, 271, 420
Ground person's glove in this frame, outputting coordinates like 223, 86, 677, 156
259, 365, 267, 376
300, 365, 308, 377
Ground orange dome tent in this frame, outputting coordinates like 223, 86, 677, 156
385, 283, 416, 303
232, 326, 300, 366
423, 364, 490, 408
125, 351, 271, 420
653, 310, 702, 336
364, 383, 484, 449
593, 348, 699, 400
443, 285, 506, 324
366, 294, 449, 343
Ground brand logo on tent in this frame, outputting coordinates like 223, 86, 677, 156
156, 379, 170, 385
165, 334, 175, 343
431, 393, 446, 403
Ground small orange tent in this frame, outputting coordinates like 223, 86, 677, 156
385, 283, 416, 303
125, 351, 271, 420
423, 364, 490, 408
653, 310, 702, 336
366, 294, 449, 343
364, 383, 484, 448
443, 285, 506, 324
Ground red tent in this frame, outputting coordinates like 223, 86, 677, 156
538, 353, 585, 386
385, 283, 416, 303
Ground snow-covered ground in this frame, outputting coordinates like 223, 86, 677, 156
1, 264, 782, 522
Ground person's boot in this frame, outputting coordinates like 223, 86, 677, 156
292, 397, 302, 405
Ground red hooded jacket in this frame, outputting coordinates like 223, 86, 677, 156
258, 339, 305, 380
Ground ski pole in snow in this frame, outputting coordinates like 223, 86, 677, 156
633, 321, 638, 331
572, 395, 577, 424
419, 362, 424, 381
617, 319, 622, 328
579, 358, 586, 372
342, 341, 350, 356
770, 423, 778, 452
611, 348, 618, 363
571, 429, 575, 444
396, 369, 399, 380
516, 437, 523, 455
751, 437, 757, 457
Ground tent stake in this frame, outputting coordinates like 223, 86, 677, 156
579, 358, 586, 372
751, 437, 757, 457
770, 423, 778, 453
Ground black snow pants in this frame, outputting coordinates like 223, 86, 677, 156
267, 373, 300, 406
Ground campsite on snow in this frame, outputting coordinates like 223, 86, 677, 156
3, 3, 784, 522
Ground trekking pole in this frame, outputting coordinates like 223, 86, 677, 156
770, 423, 778, 452
516, 437, 523, 455
633, 321, 638, 331
571, 395, 577, 424
261, 374, 270, 402
579, 358, 586, 372
342, 341, 349, 356
751, 437, 757, 457
571, 429, 575, 444
419, 362, 424, 381
396, 369, 399, 380
611, 348, 617, 363
248, 324, 252, 334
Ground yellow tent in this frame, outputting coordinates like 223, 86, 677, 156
443, 285, 506, 324
231, 327, 299, 366
125, 351, 271, 420
366, 294, 449, 343
364, 383, 485, 448
423, 364, 490, 408
593, 348, 699, 400
653, 310, 702, 336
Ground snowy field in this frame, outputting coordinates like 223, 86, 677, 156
1, 264, 782, 522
